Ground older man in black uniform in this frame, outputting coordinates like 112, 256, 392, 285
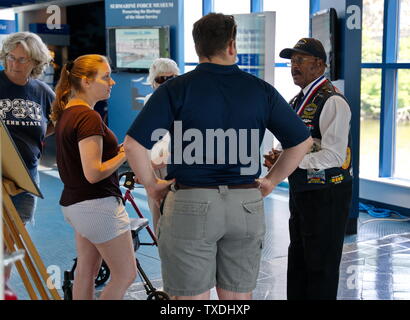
265, 38, 353, 300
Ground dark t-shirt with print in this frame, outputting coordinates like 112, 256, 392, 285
55, 105, 122, 206
0, 71, 55, 171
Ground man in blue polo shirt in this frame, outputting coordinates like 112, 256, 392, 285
124, 13, 312, 300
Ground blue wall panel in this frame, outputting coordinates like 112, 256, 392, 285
379, 0, 400, 177
202, 0, 213, 15
251, 0, 263, 13
314, 0, 363, 233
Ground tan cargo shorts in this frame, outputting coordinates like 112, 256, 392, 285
157, 185, 265, 296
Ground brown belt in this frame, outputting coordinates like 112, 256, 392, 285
173, 182, 260, 190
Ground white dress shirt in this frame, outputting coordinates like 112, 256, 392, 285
275, 77, 351, 170
298, 78, 351, 170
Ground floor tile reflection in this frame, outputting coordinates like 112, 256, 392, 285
337, 234, 410, 300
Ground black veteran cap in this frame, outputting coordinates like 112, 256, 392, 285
280, 38, 327, 62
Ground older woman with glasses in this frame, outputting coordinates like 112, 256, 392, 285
0, 31, 55, 222
143, 58, 179, 235
0, 31, 55, 289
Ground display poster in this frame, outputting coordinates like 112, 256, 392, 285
116, 28, 160, 69
234, 14, 266, 80
233, 12, 275, 86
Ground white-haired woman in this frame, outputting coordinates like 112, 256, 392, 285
0, 31, 55, 288
145, 57, 179, 101
144, 58, 179, 235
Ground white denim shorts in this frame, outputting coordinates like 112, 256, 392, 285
62, 196, 131, 244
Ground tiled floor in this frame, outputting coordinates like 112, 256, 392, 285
6, 140, 410, 300
124, 188, 410, 301
338, 233, 410, 300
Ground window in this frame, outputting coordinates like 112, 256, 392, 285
0, 9, 15, 59
263, 0, 309, 99
183, 0, 252, 70
273, 67, 296, 103
184, 0, 202, 65
398, 0, 410, 62
395, 69, 410, 179
360, 69, 382, 177
362, 0, 384, 63
213, 0, 250, 15
0, 8, 14, 20
361, 0, 410, 181
263, 1, 309, 64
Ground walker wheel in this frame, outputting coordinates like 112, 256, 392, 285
147, 290, 170, 300
95, 261, 110, 287
63, 283, 73, 300
62, 271, 73, 300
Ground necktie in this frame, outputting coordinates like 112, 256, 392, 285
294, 91, 304, 110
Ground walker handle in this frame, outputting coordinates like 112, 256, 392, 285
119, 171, 135, 190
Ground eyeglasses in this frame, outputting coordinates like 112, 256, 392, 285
155, 75, 176, 84
6, 54, 31, 64
289, 56, 316, 66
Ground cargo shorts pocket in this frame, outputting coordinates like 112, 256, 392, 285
166, 199, 210, 240
242, 198, 265, 238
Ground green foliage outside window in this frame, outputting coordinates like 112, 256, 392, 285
361, 13, 410, 119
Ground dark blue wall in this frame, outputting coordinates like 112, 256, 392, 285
312, 0, 363, 233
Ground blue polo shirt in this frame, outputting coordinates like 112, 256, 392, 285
127, 63, 310, 186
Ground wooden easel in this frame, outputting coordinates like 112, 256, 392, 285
1, 120, 61, 300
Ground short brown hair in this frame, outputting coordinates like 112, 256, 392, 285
192, 13, 237, 60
